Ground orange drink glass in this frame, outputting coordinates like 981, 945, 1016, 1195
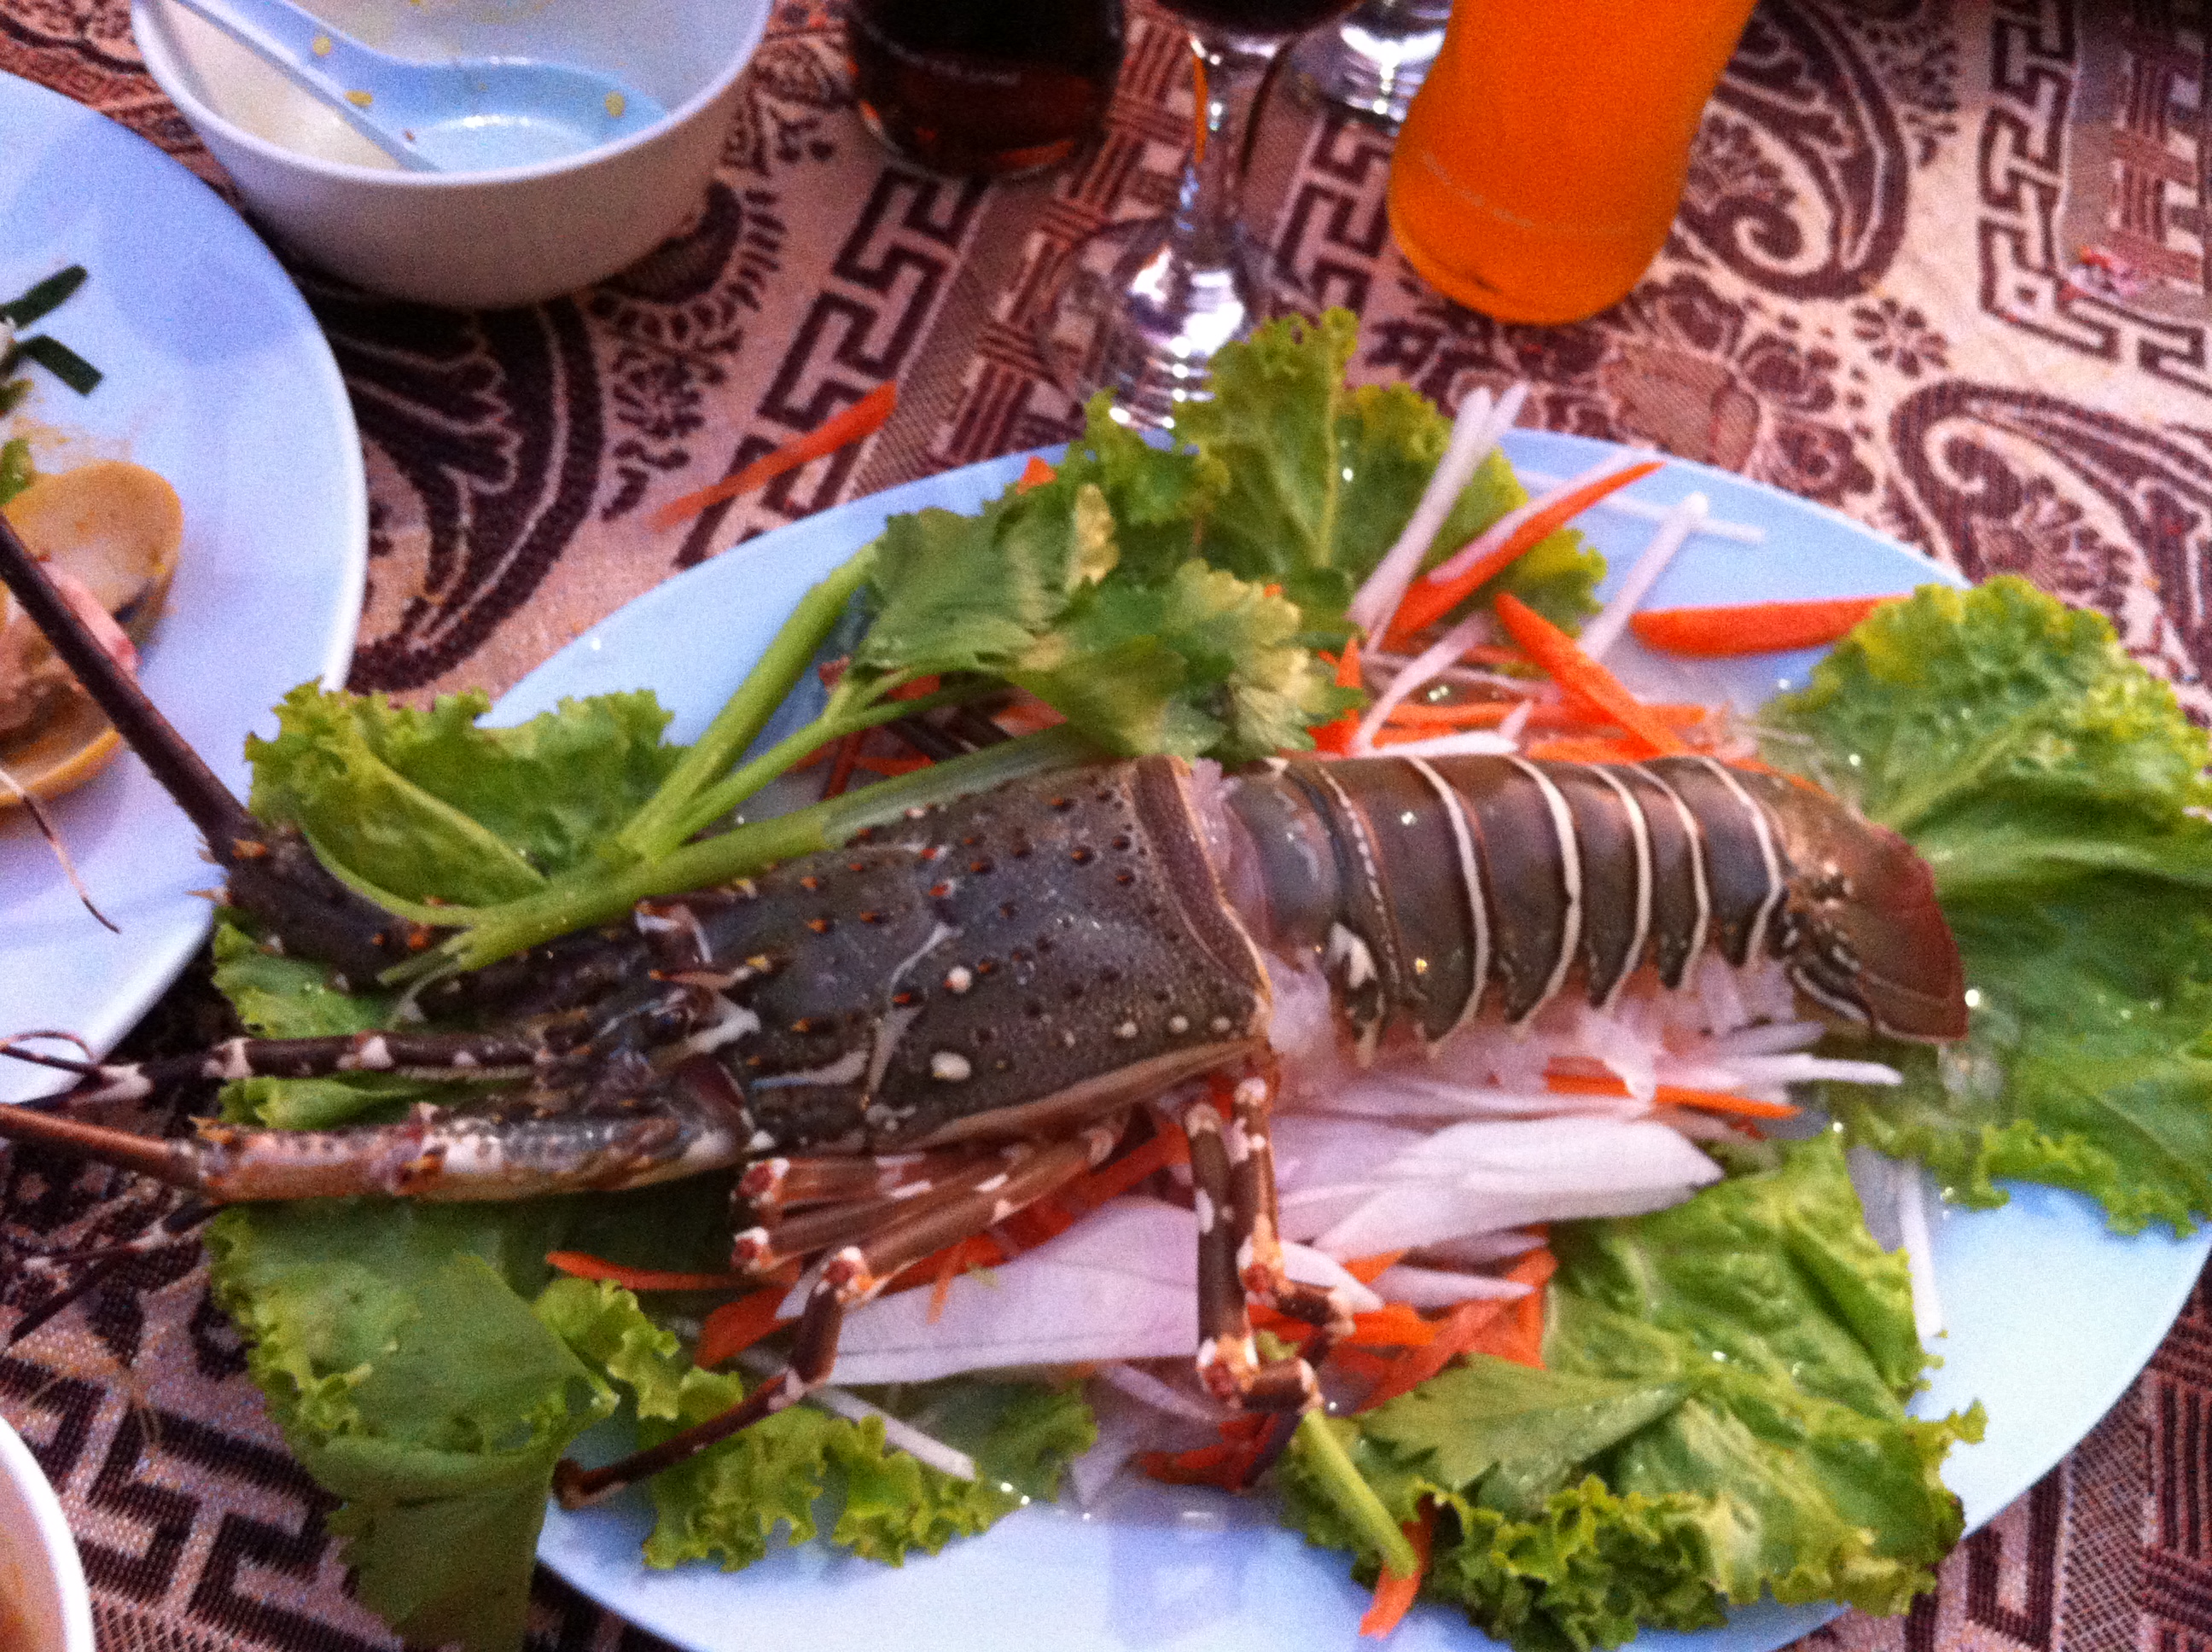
1385, 0, 1756, 324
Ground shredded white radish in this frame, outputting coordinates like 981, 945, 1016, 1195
1422, 453, 1656, 590
1356, 731, 1520, 760
734, 1351, 979, 1480
1362, 652, 1551, 700
1350, 608, 1495, 754
1513, 466, 1766, 543
1578, 492, 1709, 662
1348, 382, 1528, 637
1895, 1160, 1945, 1341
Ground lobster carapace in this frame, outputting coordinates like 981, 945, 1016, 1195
0, 518, 1966, 1504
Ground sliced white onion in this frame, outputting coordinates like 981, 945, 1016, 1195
1368, 1264, 1534, 1309
828, 1200, 1377, 1385
1415, 1229, 1548, 1268
1305, 1116, 1725, 1254
1097, 1360, 1231, 1425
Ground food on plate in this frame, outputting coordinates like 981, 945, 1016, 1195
1, 314, 2208, 1652
0, 265, 173, 807
0, 461, 183, 804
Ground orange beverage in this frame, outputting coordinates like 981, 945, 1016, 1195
1386, 0, 1756, 324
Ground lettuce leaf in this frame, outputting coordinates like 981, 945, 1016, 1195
207, 1201, 619, 1652
1768, 579, 2212, 1230
1172, 311, 1603, 630
1279, 1137, 1977, 1651
247, 684, 679, 905
537, 1281, 1095, 1570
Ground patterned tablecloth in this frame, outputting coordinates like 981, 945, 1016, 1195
3, 1, 2209, 1649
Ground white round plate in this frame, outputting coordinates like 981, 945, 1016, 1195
500, 434, 2212, 1652
0, 72, 366, 1103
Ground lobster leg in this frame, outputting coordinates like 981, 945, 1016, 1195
728, 1143, 1038, 1272
1222, 1067, 1358, 1340
550, 1120, 1124, 1509
1179, 1091, 1321, 1412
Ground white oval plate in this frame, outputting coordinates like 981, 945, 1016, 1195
0, 72, 366, 1103
502, 434, 2212, 1652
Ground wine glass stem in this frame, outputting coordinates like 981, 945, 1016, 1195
1172, 32, 1278, 270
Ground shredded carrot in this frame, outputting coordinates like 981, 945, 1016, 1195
1388, 461, 1664, 643
1492, 593, 1689, 758
652, 381, 899, 529
1629, 594, 1894, 657
1522, 735, 1650, 764
1344, 1250, 1408, 1285
1055, 1126, 1191, 1220
1348, 1304, 1441, 1348
852, 752, 933, 777
696, 1285, 795, 1366
820, 730, 865, 800
1495, 1290, 1545, 1368
1357, 1250, 1557, 1411
544, 1252, 755, 1291
1015, 455, 1058, 492
1543, 1068, 1800, 1120
1360, 1501, 1437, 1638
1330, 1344, 1400, 1382
1254, 1300, 1438, 1350
1138, 1416, 1269, 1489
887, 1233, 1004, 1299
927, 1244, 964, 1324
1310, 638, 1365, 756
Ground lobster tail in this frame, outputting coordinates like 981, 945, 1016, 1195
1219, 754, 1966, 1049
1744, 771, 1968, 1042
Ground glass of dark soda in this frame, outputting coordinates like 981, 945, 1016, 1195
847, 0, 1124, 177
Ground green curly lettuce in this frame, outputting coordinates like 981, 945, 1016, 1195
536, 1280, 1094, 1570
1279, 1137, 1979, 1652
1767, 578, 2212, 1230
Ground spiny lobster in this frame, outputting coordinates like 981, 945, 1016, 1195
0, 516, 1967, 1506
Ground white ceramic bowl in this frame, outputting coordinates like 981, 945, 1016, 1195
131, 0, 771, 308
0, 1419, 93, 1652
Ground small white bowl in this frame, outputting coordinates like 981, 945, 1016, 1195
131, 0, 771, 308
0, 1418, 93, 1652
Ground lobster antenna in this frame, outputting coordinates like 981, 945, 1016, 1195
0, 512, 436, 983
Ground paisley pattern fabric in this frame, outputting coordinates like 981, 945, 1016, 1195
3, 2, 2210, 1650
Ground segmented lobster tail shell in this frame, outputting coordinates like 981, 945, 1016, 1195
1221, 754, 1965, 1050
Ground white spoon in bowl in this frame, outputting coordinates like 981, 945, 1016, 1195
164, 0, 667, 172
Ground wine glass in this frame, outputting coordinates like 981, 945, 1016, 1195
1034, 0, 1361, 431
1288, 0, 1450, 127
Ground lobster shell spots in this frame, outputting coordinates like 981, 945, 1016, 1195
692, 758, 1273, 1153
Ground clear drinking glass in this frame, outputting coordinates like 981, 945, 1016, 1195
1035, 0, 1358, 431
1289, 0, 1449, 127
